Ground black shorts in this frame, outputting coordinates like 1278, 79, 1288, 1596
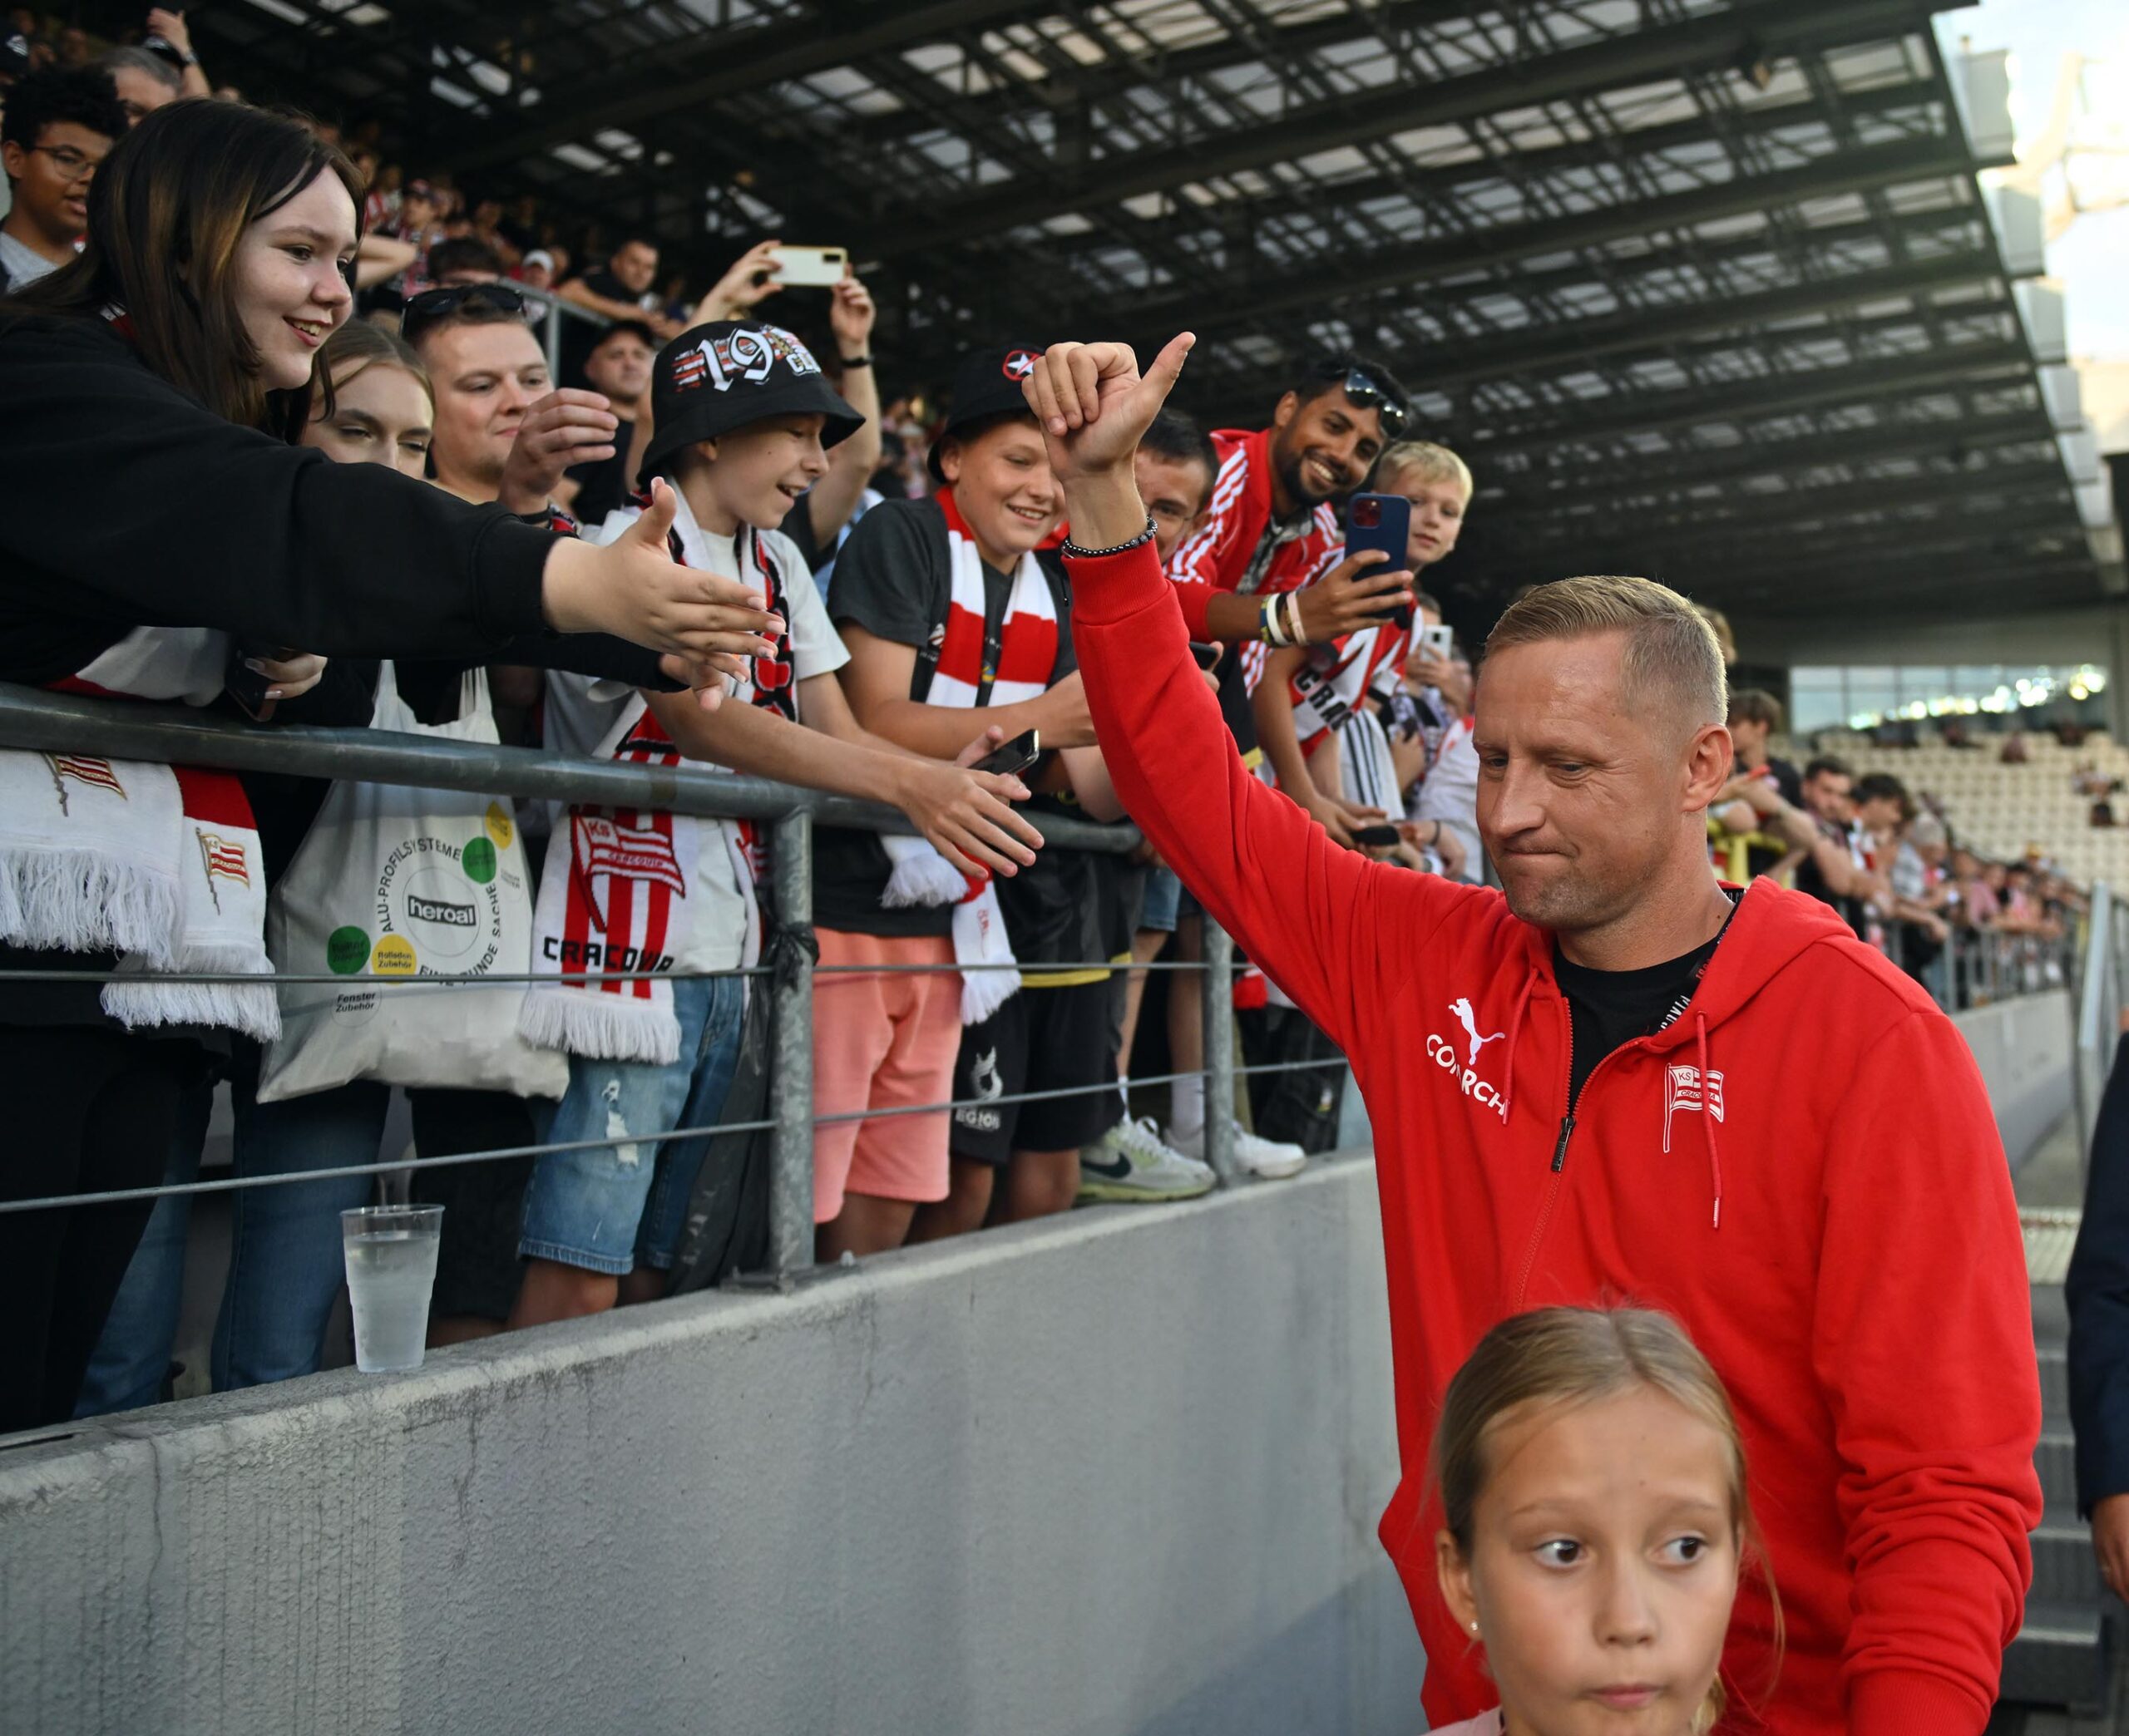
950, 981, 1120, 1164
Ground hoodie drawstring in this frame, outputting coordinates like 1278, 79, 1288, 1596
1695, 1012, 1722, 1231
1498, 966, 1537, 1122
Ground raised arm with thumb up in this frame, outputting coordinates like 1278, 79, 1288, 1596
1022, 334, 1196, 502
538, 477, 785, 703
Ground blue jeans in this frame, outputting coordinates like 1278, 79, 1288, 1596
520, 972, 748, 1276
75, 1058, 387, 1417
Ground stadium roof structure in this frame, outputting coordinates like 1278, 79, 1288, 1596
205, 0, 2125, 625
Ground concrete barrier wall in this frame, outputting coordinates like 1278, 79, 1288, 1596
0, 1156, 1425, 1736
1954, 988, 2076, 1166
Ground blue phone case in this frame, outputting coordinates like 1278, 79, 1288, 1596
1343, 493, 1413, 630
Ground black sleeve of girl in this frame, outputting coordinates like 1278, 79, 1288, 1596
0, 318, 555, 658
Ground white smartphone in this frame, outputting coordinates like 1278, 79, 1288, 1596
1417, 623, 1455, 661
770, 244, 849, 287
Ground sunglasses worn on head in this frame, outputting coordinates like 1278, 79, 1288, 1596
400, 282, 526, 343
1311, 358, 1407, 436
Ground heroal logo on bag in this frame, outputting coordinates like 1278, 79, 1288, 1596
375, 830, 508, 974
407, 893, 478, 928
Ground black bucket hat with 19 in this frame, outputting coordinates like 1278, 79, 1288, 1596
637, 320, 866, 488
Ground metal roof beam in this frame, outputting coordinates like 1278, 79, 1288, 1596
1712, 557, 2097, 613
444, 0, 1064, 173
1509, 460, 2072, 544
1115, 132, 1973, 338
1036, 72, 1943, 269
859, 0, 1954, 255
1493, 410, 2055, 512
840, 0, 1479, 147
1463, 340, 2030, 456
1627, 506, 2084, 579
1198, 252, 2003, 412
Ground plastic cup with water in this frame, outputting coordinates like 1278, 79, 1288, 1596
340, 1204, 443, 1374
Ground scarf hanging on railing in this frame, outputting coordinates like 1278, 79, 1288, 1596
521, 516, 791, 1063
0, 628, 278, 1039
882, 489, 1055, 1026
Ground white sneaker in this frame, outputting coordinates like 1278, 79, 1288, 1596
1078, 1116, 1218, 1203
1166, 1120, 1309, 1181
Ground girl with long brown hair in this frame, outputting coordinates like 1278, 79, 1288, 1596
0, 100, 775, 1431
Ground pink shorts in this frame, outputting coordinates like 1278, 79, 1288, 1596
810, 928, 961, 1222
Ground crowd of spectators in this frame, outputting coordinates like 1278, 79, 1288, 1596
0, 42, 2087, 1432
1706, 694, 2082, 992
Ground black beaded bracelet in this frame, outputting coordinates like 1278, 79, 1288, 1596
1060, 515, 1158, 560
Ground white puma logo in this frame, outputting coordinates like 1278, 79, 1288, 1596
1450, 998, 1505, 1068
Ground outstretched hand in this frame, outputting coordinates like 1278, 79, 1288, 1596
1021, 334, 1197, 485
543, 479, 784, 706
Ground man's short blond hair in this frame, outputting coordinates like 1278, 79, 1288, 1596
1486, 575, 1727, 732
1376, 440, 1473, 501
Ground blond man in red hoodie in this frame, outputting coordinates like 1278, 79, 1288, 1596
1022, 334, 2041, 1736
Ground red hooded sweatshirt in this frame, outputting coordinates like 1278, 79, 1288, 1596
1067, 540, 2041, 1734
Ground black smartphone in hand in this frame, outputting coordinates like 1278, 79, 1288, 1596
1189, 641, 1223, 671
973, 728, 1041, 778
226, 644, 289, 721
1351, 823, 1403, 847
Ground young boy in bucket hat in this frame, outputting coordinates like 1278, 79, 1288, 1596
513, 323, 1045, 1327
826, 343, 1215, 1250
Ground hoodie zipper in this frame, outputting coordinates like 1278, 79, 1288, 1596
1514, 905, 1740, 1303
1512, 1021, 1651, 1309
1513, 1010, 1576, 1308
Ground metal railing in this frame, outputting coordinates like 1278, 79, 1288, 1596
2072, 884, 2127, 1153
2, 683, 2090, 1269
535, 292, 614, 382
0, 684, 1271, 1281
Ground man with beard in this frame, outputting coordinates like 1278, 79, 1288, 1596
1167, 353, 1422, 752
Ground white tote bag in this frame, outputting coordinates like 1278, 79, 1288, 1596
256, 663, 569, 1103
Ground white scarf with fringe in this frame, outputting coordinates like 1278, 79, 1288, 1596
0, 629, 278, 1038
520, 512, 788, 1064
884, 491, 1058, 1025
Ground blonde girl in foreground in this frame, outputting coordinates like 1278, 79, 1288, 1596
1428, 1308, 1781, 1736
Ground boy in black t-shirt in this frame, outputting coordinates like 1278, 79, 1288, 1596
827, 345, 1215, 1240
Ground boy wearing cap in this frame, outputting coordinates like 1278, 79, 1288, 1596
514, 323, 1044, 1327
828, 343, 1214, 1247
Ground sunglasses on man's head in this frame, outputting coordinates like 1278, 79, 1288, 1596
1310, 358, 1407, 436
400, 282, 527, 343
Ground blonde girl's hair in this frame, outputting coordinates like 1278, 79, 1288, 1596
1376, 439, 1473, 501
1431, 1306, 1782, 1735
316, 318, 432, 408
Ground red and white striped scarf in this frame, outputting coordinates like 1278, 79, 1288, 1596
879, 490, 1059, 1024
521, 510, 793, 1063
0, 629, 277, 1038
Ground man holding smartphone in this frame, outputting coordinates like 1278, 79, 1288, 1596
1165, 353, 1420, 742
1251, 441, 1473, 856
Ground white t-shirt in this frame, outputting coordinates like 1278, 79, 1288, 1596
0, 229, 62, 290
545, 496, 849, 971
1414, 713, 1480, 879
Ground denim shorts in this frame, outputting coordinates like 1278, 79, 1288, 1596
1140, 866, 1182, 934
520, 971, 748, 1276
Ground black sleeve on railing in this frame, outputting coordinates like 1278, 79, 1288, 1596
0, 316, 555, 676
